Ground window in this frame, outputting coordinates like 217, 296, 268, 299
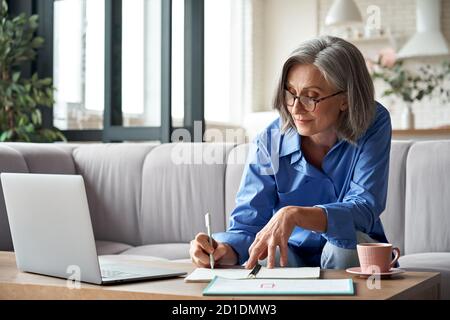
15, 0, 205, 142
53, 0, 105, 130
53, 0, 163, 130
49, 0, 174, 141
204, 0, 248, 126
122, 0, 161, 127
171, 0, 184, 127
202, 0, 250, 144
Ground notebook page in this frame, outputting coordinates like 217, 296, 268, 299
256, 267, 320, 279
185, 266, 320, 282
184, 268, 250, 282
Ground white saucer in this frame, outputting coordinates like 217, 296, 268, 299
345, 267, 405, 278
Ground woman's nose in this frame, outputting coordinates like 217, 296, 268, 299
291, 98, 308, 114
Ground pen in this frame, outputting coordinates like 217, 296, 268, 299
248, 263, 261, 279
204, 212, 215, 269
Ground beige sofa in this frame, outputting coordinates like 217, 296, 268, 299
0, 141, 449, 299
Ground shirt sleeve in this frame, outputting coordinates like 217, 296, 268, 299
315, 106, 392, 249
213, 133, 278, 265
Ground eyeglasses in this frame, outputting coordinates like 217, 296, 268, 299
284, 88, 345, 112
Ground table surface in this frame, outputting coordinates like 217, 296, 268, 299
0, 252, 440, 300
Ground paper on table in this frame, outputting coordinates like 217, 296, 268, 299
203, 277, 354, 296
184, 266, 320, 283
256, 267, 320, 279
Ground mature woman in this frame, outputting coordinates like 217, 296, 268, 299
190, 36, 392, 270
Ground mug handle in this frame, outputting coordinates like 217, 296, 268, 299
389, 247, 400, 269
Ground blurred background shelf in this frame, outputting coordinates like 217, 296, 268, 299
393, 128, 450, 140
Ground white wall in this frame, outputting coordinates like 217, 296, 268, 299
254, 0, 319, 111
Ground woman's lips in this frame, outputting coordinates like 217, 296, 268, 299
295, 119, 313, 124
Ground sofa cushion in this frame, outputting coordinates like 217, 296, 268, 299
399, 253, 450, 300
95, 240, 133, 255
73, 143, 158, 246
380, 141, 412, 255
5, 143, 76, 174
119, 243, 191, 260
404, 141, 450, 255
0, 145, 29, 251
140, 143, 235, 244
225, 144, 250, 227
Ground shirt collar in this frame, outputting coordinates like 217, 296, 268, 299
279, 128, 346, 162
279, 128, 301, 157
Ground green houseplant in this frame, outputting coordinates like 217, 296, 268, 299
370, 48, 450, 104
368, 48, 450, 129
0, 0, 65, 142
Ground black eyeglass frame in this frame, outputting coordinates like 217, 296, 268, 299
284, 88, 346, 112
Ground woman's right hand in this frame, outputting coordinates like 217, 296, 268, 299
189, 233, 238, 268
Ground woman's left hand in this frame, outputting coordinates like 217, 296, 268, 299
246, 206, 299, 269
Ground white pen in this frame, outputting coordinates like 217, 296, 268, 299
204, 212, 215, 269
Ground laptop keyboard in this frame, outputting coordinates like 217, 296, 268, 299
101, 269, 139, 279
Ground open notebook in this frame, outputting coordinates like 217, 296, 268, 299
184, 266, 320, 283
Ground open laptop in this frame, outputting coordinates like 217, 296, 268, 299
0, 172, 187, 285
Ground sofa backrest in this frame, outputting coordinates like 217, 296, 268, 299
0, 145, 29, 251
224, 141, 411, 254
4, 142, 77, 174
140, 143, 235, 244
0, 142, 236, 249
73, 143, 158, 246
225, 144, 250, 227
380, 141, 412, 254
404, 141, 450, 255
0, 140, 447, 254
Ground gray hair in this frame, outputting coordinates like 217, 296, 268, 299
273, 36, 375, 144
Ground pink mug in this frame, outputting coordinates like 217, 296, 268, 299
356, 243, 400, 273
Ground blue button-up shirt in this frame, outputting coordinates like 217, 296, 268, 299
214, 102, 392, 266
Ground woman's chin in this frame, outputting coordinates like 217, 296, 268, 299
295, 125, 315, 136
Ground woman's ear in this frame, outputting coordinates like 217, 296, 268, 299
340, 95, 348, 111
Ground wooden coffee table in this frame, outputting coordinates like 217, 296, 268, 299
0, 252, 440, 300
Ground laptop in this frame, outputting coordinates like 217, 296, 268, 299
0, 172, 187, 285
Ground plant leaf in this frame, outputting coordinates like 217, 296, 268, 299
12, 71, 20, 82
0, 130, 13, 142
